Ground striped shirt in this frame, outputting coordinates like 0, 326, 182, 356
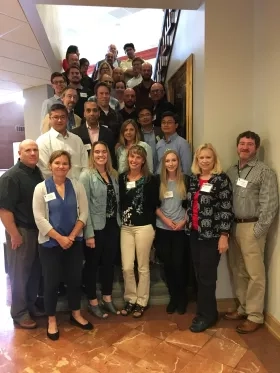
227, 157, 278, 238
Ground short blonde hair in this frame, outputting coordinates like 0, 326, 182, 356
159, 150, 187, 200
89, 141, 118, 178
119, 119, 141, 147
191, 143, 223, 175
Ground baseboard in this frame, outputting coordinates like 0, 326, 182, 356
217, 298, 236, 313
265, 312, 280, 341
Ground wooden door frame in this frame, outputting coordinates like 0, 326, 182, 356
167, 54, 193, 149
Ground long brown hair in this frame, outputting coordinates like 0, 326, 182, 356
159, 150, 186, 200
89, 141, 117, 177
125, 144, 151, 178
118, 119, 141, 147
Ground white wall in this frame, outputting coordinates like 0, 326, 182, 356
253, 0, 280, 322
166, 4, 205, 148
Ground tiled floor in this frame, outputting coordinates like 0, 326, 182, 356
0, 237, 280, 372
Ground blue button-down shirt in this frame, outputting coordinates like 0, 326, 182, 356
156, 132, 192, 175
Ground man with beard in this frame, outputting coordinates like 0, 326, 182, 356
67, 66, 93, 118
41, 87, 81, 133
133, 63, 154, 109
119, 88, 137, 122
71, 101, 116, 167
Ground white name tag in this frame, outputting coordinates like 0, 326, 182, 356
236, 178, 248, 188
80, 92, 87, 98
84, 143, 92, 151
164, 191, 173, 199
44, 192, 56, 202
200, 183, 213, 193
126, 181, 136, 189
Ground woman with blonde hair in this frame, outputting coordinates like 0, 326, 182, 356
186, 143, 233, 333
79, 141, 121, 319
116, 119, 153, 173
92, 61, 113, 91
33, 150, 92, 341
119, 145, 158, 318
155, 150, 188, 314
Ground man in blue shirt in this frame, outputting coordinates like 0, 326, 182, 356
156, 112, 192, 174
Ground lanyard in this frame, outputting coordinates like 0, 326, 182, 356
238, 165, 253, 180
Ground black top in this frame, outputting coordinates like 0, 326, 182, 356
81, 75, 95, 92
153, 99, 176, 127
106, 178, 117, 218
99, 107, 123, 142
186, 172, 234, 239
133, 80, 154, 109
71, 122, 117, 168
73, 87, 94, 119
0, 161, 43, 229
119, 173, 158, 227
119, 108, 138, 123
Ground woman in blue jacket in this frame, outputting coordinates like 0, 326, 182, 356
79, 141, 121, 319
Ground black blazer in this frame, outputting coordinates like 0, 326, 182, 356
71, 123, 117, 169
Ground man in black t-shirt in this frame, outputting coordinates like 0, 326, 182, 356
0, 140, 43, 329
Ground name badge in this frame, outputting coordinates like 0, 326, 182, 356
84, 143, 92, 151
236, 178, 248, 188
80, 92, 87, 98
200, 183, 213, 193
164, 191, 173, 199
126, 181, 136, 189
44, 192, 56, 202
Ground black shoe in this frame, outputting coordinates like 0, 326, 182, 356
47, 324, 59, 341
177, 301, 187, 315
192, 315, 200, 324
189, 318, 217, 333
166, 300, 177, 314
70, 315, 93, 330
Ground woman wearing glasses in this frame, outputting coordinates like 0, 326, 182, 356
79, 141, 121, 319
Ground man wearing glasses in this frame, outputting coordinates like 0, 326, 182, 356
41, 73, 66, 122
150, 83, 175, 127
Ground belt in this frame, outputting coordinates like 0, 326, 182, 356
234, 218, 258, 223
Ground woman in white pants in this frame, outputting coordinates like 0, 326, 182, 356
119, 145, 158, 318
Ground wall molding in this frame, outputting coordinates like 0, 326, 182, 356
265, 312, 280, 341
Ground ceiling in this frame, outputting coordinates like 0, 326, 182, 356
0, 0, 202, 104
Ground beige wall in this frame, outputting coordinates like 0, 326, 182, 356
253, 0, 280, 322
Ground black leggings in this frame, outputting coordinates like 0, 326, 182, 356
84, 218, 120, 300
39, 241, 84, 316
155, 227, 188, 303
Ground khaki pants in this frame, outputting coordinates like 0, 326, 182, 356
229, 222, 266, 324
121, 224, 155, 307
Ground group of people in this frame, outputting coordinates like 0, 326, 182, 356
0, 40, 278, 343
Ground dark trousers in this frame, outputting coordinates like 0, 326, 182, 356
6, 227, 42, 322
190, 230, 220, 323
39, 241, 84, 316
155, 227, 188, 304
84, 218, 120, 300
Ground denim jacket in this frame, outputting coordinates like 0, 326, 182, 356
79, 169, 121, 238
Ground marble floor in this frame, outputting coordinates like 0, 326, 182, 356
0, 229, 280, 372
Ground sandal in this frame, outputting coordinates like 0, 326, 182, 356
88, 303, 108, 319
121, 302, 136, 316
100, 300, 120, 315
133, 303, 145, 318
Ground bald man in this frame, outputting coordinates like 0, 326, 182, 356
0, 140, 43, 329
119, 88, 137, 122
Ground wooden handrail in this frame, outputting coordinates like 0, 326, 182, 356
153, 9, 181, 83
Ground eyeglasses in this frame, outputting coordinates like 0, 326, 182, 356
162, 121, 175, 125
139, 113, 152, 118
51, 115, 67, 121
53, 80, 65, 85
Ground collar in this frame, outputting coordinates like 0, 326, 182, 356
164, 132, 178, 143
49, 127, 69, 139
86, 121, 99, 130
141, 125, 154, 134
18, 160, 39, 174
54, 94, 60, 100
235, 156, 258, 169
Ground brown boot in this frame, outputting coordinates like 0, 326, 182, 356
224, 310, 247, 321
16, 318, 37, 329
236, 320, 262, 334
